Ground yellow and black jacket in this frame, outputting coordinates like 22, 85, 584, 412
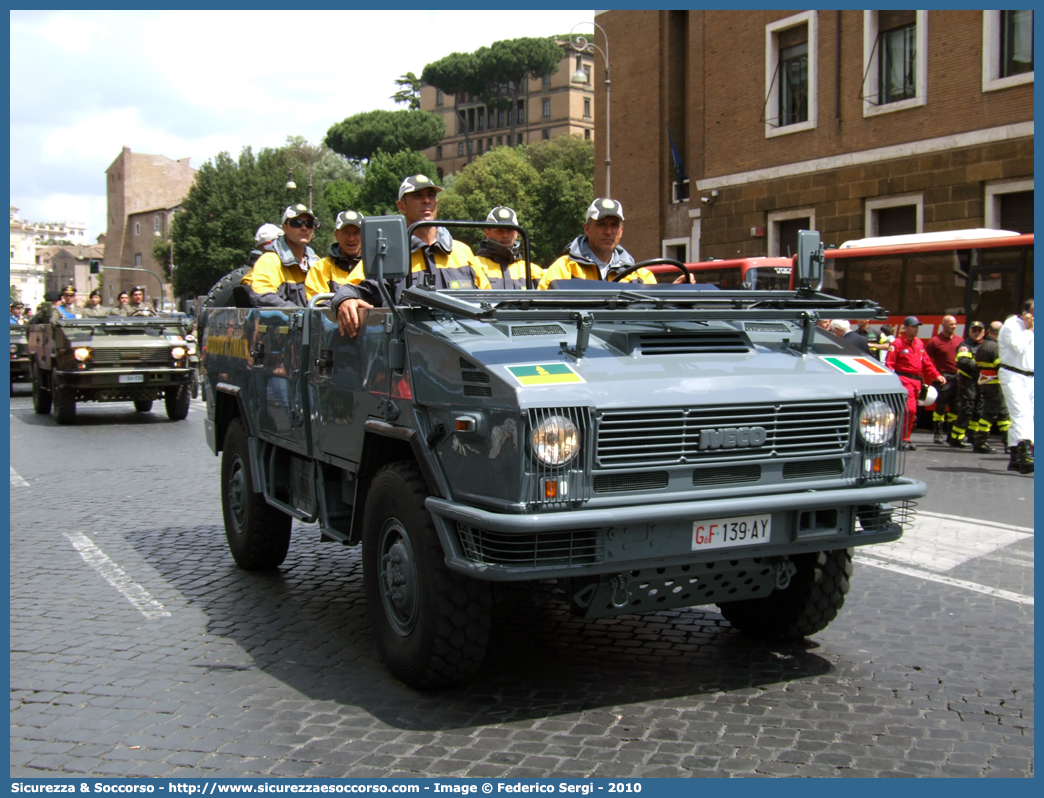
973, 336, 1001, 385
331, 227, 489, 309
305, 244, 363, 302
537, 235, 654, 289
240, 238, 319, 308
474, 239, 542, 290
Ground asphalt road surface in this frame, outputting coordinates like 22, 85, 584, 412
9, 385, 1034, 778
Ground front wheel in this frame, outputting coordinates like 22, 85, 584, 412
31, 366, 51, 415
362, 461, 492, 689
220, 418, 292, 570
165, 385, 190, 420
134, 400, 153, 412
718, 549, 852, 641
53, 384, 76, 425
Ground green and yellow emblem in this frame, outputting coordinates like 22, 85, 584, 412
506, 362, 585, 386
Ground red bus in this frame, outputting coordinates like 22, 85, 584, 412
651, 229, 1033, 338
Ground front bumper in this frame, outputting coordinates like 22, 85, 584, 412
427, 478, 927, 581
10, 357, 30, 380
53, 367, 194, 401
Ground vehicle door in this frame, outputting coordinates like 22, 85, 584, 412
252, 307, 309, 452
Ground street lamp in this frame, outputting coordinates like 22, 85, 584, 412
285, 146, 329, 210
569, 21, 611, 197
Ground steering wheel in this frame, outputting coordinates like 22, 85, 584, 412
609, 258, 691, 283
130, 309, 154, 317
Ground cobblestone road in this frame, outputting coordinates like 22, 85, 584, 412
9, 389, 1034, 778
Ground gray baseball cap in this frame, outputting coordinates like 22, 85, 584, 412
397, 174, 444, 201
335, 210, 364, 230
586, 197, 625, 221
485, 206, 518, 226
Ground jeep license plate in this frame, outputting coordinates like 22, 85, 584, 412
692, 513, 771, 551
118, 374, 144, 384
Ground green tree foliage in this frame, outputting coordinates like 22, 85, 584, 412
171, 143, 339, 297
324, 109, 445, 164
324, 180, 363, 216
438, 136, 593, 266
421, 51, 482, 164
392, 72, 421, 110
358, 150, 439, 216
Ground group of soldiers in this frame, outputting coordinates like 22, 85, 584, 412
14, 285, 154, 324
236, 173, 651, 337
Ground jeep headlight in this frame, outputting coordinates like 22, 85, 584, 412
858, 401, 897, 446
171, 346, 187, 360
73, 347, 91, 362
10, 344, 17, 354
532, 415, 580, 466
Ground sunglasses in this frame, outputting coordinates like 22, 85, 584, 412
287, 218, 317, 229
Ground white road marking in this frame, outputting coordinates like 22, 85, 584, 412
982, 553, 1035, 568
856, 555, 1034, 606
869, 510, 1033, 573
63, 532, 171, 619
10, 466, 29, 488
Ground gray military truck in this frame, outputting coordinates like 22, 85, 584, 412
200, 219, 926, 689
28, 315, 196, 424
11, 323, 31, 394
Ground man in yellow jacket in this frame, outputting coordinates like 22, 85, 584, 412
474, 206, 542, 289
240, 204, 320, 307
333, 174, 489, 337
538, 198, 654, 289
305, 210, 364, 302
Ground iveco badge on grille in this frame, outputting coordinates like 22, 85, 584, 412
699, 426, 768, 450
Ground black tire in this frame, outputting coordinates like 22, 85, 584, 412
203, 265, 252, 309
53, 383, 76, 425
362, 461, 491, 689
165, 385, 190, 421
718, 549, 853, 641
31, 366, 51, 415
221, 418, 292, 570
134, 400, 153, 412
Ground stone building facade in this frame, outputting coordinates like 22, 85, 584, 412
9, 208, 45, 309
104, 147, 195, 305
42, 244, 105, 301
596, 10, 1033, 262
420, 48, 596, 179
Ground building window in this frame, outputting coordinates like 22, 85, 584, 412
517, 133, 524, 146
542, 73, 551, 87
507, 108, 514, 126
134, 253, 142, 268
458, 142, 465, 157
662, 238, 689, 264
436, 167, 444, 181
583, 66, 591, 84
488, 110, 494, 129
487, 137, 493, 150
436, 89, 444, 106
542, 128, 551, 140
865, 194, 923, 238
497, 109, 504, 128
542, 98, 551, 117
154, 214, 161, 232
436, 145, 443, 160
983, 11, 1035, 91
672, 179, 690, 204
497, 136, 503, 147
767, 209, 817, 257
134, 221, 140, 235
584, 129, 591, 141
476, 139, 483, 155
478, 109, 485, 131
583, 98, 591, 118
765, 11, 818, 137
862, 11, 927, 116
985, 179, 1034, 233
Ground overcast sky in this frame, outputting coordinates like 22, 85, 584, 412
10, 9, 594, 240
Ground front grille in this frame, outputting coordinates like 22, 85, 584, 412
512, 324, 566, 337
782, 459, 845, 479
692, 464, 762, 486
461, 364, 491, 397
456, 523, 603, 566
92, 348, 170, 366
638, 331, 749, 355
593, 471, 669, 493
596, 401, 851, 468
464, 385, 492, 397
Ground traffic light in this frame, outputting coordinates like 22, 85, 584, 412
89, 259, 101, 274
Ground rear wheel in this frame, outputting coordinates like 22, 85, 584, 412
362, 461, 491, 688
134, 400, 153, 412
718, 549, 852, 641
165, 385, 190, 420
53, 383, 76, 425
221, 418, 291, 570
31, 366, 51, 415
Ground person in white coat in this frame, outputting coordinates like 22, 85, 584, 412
999, 298, 1034, 473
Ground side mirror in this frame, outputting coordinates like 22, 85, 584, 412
795, 229, 824, 292
361, 215, 409, 281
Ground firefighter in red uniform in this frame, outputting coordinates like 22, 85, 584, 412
886, 316, 947, 451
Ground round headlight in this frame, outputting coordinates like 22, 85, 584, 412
171, 346, 187, 359
10, 344, 17, 354
73, 347, 91, 362
531, 415, 580, 466
858, 400, 897, 446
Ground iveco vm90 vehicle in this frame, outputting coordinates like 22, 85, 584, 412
29, 315, 196, 424
200, 220, 926, 689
